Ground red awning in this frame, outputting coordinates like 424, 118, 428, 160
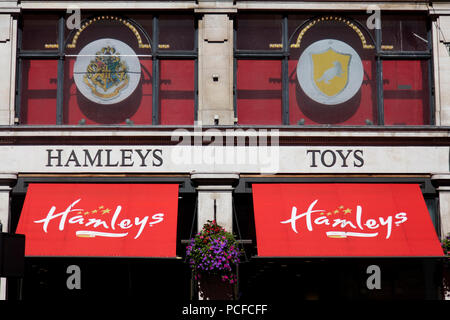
16, 183, 179, 257
252, 183, 444, 257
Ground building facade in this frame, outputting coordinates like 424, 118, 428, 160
0, 0, 449, 300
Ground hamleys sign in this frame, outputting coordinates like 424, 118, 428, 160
280, 199, 408, 240
34, 199, 165, 240
253, 183, 444, 257
16, 183, 179, 257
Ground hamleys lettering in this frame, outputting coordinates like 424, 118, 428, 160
45, 148, 163, 168
280, 200, 408, 239
33, 199, 165, 239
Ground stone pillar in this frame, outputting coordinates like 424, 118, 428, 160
431, 9, 450, 125
431, 174, 450, 239
197, 3, 235, 125
431, 174, 450, 300
0, 8, 18, 125
190, 172, 239, 300
191, 172, 239, 233
0, 173, 18, 301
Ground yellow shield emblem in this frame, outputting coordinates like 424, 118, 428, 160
311, 48, 351, 97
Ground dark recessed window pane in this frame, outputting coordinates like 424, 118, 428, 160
126, 14, 153, 47
381, 15, 428, 51
158, 15, 195, 51
237, 14, 282, 50
383, 60, 430, 125
65, 16, 151, 55
287, 14, 308, 44
289, 15, 375, 52
21, 14, 59, 50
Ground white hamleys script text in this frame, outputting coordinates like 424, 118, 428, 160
33, 199, 164, 239
280, 200, 408, 239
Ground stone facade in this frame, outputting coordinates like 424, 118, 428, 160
0, 0, 449, 300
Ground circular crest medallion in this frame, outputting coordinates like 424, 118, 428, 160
297, 39, 363, 105
73, 38, 141, 105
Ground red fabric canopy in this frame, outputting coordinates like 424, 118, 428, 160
252, 183, 444, 257
16, 183, 179, 257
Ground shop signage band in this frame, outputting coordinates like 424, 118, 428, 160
16, 183, 179, 257
252, 183, 444, 257
0, 145, 447, 174
45, 148, 164, 168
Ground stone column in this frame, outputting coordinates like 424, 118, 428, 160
197, 3, 235, 125
190, 172, 239, 300
431, 174, 450, 300
191, 172, 239, 233
431, 8, 450, 125
0, 173, 18, 301
431, 174, 450, 239
0, 8, 18, 125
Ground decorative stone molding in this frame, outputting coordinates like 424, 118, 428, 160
0, 173, 17, 233
431, 173, 450, 240
191, 172, 240, 186
191, 172, 239, 232
431, 173, 450, 187
0, 172, 17, 301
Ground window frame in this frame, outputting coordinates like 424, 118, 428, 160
15, 12, 198, 126
233, 12, 435, 126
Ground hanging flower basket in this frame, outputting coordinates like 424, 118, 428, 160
186, 220, 242, 299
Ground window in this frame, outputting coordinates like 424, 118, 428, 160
17, 12, 197, 125
235, 13, 433, 126
236, 60, 282, 125
381, 14, 431, 126
235, 14, 284, 125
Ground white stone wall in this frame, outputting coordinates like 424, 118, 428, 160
198, 13, 234, 125
0, 173, 17, 301
0, 0, 446, 235
0, 13, 17, 126
433, 13, 450, 126
0, 0, 449, 299
430, 3, 450, 243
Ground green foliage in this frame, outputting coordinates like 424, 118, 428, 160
186, 220, 241, 283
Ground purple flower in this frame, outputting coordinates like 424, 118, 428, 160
185, 221, 241, 283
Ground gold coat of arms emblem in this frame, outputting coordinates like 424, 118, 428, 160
311, 48, 351, 97
74, 38, 141, 105
84, 46, 130, 99
297, 39, 363, 105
